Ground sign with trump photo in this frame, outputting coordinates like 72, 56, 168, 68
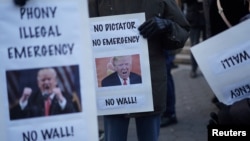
0, 0, 98, 141
90, 13, 154, 115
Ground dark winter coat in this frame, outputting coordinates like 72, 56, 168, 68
88, 0, 190, 117
182, 0, 205, 27
203, 0, 249, 37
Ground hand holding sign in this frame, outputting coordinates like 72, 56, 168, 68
139, 16, 172, 38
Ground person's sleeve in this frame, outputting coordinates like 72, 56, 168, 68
162, 0, 190, 50
88, 0, 99, 17
229, 98, 250, 125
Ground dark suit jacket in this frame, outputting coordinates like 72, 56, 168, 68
101, 72, 142, 87
10, 91, 76, 120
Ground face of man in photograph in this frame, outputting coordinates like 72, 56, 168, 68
113, 56, 132, 79
37, 68, 58, 95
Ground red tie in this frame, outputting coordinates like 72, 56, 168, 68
123, 78, 127, 85
44, 98, 51, 116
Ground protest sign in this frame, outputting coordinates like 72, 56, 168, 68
0, 0, 98, 141
191, 19, 250, 105
90, 13, 154, 115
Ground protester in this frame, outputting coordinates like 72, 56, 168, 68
89, 0, 190, 141
160, 50, 178, 127
101, 55, 142, 87
203, 0, 250, 125
205, 0, 249, 36
10, 68, 77, 119
182, 0, 206, 78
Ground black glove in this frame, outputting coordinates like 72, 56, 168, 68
14, 0, 28, 6
229, 98, 250, 125
208, 103, 232, 125
208, 112, 219, 125
138, 16, 172, 38
209, 99, 250, 125
240, 13, 250, 22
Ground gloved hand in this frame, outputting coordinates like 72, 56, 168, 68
208, 110, 232, 126
208, 112, 219, 125
240, 13, 250, 22
14, 0, 28, 6
138, 16, 172, 38
209, 99, 250, 126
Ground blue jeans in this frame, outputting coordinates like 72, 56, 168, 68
190, 26, 206, 72
104, 114, 161, 141
164, 52, 176, 117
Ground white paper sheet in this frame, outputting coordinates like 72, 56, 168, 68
0, 0, 98, 141
191, 19, 250, 105
90, 13, 154, 115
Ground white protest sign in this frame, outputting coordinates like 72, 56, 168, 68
191, 19, 250, 105
0, 0, 98, 141
90, 13, 153, 115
